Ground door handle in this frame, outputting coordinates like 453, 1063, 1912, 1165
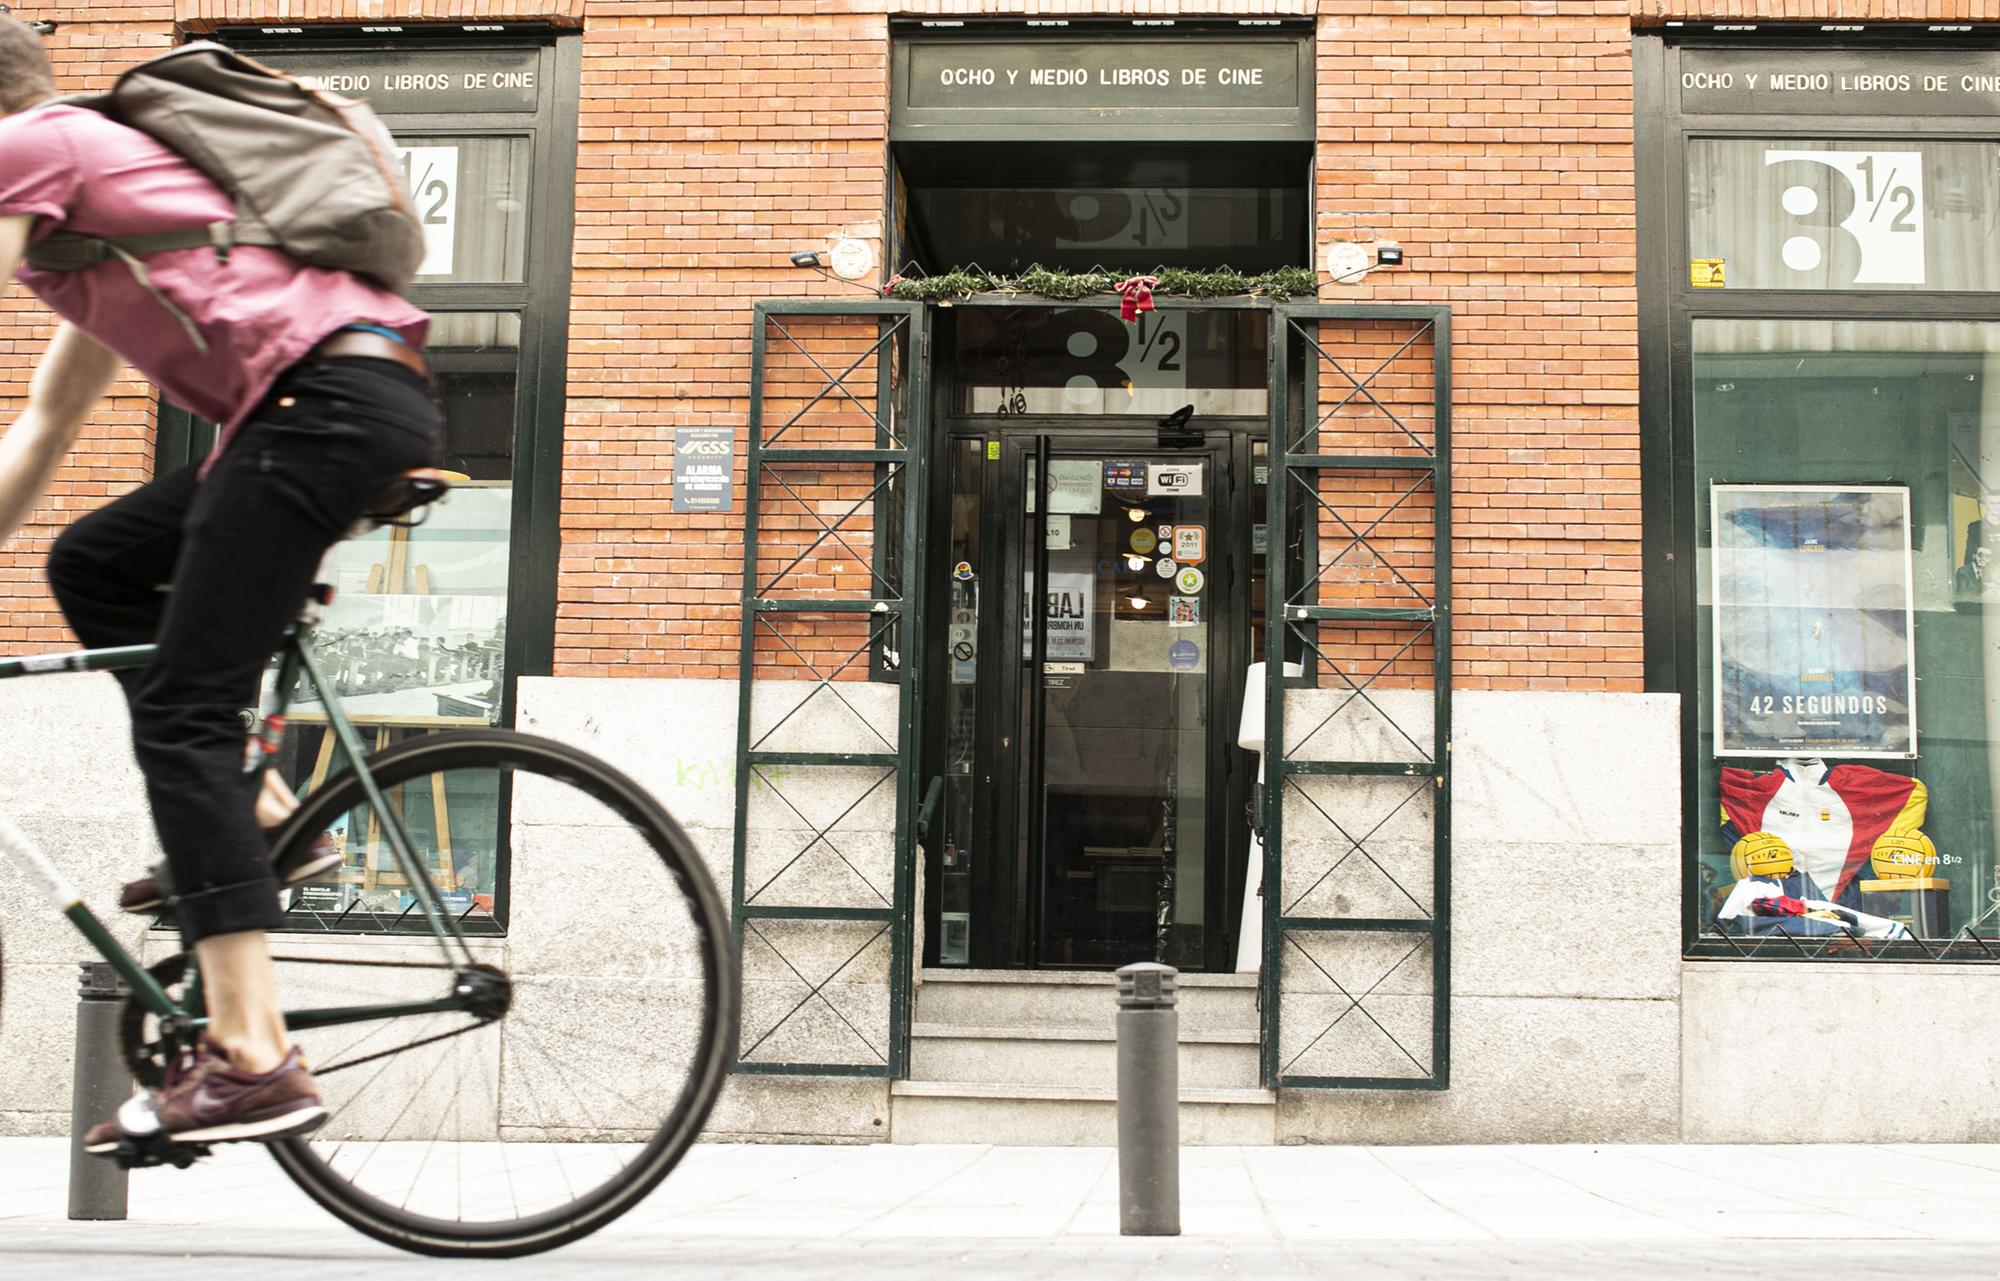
915, 775, 945, 847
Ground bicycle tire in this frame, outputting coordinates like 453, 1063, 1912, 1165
260, 729, 738, 1257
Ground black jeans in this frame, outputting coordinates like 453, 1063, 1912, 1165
47, 357, 444, 945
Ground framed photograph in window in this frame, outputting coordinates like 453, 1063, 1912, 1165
1711, 483, 1916, 758
1949, 449, 2000, 606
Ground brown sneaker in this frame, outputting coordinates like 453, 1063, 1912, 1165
119, 832, 341, 915
85, 1038, 326, 1153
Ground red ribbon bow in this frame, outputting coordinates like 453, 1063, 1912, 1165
1750, 895, 1808, 918
880, 273, 905, 297
1115, 275, 1159, 323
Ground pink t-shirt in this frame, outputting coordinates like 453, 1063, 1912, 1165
0, 103, 428, 445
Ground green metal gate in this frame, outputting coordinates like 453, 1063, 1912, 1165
731, 300, 929, 1078
1262, 304, 1452, 1089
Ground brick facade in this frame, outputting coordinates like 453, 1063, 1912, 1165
0, 1, 1985, 688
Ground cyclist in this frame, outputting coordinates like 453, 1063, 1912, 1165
0, 18, 443, 1151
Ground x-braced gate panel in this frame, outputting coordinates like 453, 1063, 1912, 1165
1262, 305, 1451, 1090
733, 301, 928, 1079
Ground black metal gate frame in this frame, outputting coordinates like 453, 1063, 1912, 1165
732, 300, 929, 1079
1261, 303, 1453, 1091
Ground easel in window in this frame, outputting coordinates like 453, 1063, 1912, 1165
295, 711, 488, 895
363, 523, 435, 596
303, 470, 490, 901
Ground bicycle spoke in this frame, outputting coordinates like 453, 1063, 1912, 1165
399, 1068, 468, 1213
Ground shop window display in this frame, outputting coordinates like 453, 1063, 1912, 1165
263, 314, 518, 926
1693, 319, 2000, 946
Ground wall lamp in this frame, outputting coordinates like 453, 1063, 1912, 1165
0, 3, 58, 32
790, 240, 879, 285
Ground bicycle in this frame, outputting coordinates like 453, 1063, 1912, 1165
0, 475, 739, 1258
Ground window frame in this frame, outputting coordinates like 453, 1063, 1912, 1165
1639, 30, 2000, 961
154, 25, 581, 936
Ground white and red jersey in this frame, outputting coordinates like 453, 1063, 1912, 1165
1720, 757, 1926, 903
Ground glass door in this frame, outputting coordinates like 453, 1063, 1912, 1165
923, 427, 1247, 971
1018, 437, 1223, 968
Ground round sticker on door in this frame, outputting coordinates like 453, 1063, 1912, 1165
1129, 528, 1158, 554
1176, 566, 1205, 594
953, 561, 975, 582
1155, 558, 1178, 579
1168, 639, 1200, 671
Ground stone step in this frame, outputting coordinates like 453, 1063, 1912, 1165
888, 1080, 1276, 1146
907, 1022, 1263, 1090
913, 969, 1261, 1034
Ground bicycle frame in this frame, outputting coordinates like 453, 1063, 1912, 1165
0, 601, 484, 1039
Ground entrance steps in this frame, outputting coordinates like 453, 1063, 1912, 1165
890, 969, 1276, 1146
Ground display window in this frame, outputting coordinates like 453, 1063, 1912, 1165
152, 28, 579, 934
1693, 320, 1998, 945
1645, 35, 2000, 957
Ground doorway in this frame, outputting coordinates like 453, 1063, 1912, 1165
927, 430, 1249, 971
920, 307, 1271, 971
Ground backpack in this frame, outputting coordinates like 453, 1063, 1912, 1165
23, 42, 425, 350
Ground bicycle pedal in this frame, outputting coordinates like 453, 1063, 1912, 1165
104, 1131, 212, 1170
96, 1097, 211, 1170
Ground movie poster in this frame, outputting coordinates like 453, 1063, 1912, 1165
1712, 484, 1916, 758
1019, 571, 1095, 661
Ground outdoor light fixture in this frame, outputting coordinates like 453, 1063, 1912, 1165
828, 237, 877, 281
0, 3, 57, 32
1326, 241, 1371, 283
1376, 240, 1405, 266
789, 250, 822, 269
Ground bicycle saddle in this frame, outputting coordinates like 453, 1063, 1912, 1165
357, 467, 466, 532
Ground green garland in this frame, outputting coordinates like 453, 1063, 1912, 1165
885, 265, 1320, 303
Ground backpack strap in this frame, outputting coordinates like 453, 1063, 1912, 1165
26, 222, 235, 270
23, 220, 278, 357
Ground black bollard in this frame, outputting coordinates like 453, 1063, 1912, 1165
1115, 961, 1180, 1237
68, 961, 130, 1221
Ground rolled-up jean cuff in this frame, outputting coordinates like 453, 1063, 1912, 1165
173, 872, 285, 945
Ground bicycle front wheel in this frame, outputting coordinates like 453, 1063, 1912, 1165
260, 729, 738, 1257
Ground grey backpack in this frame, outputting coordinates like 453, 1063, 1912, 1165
24, 42, 425, 347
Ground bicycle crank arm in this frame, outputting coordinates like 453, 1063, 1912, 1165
279, 994, 479, 1034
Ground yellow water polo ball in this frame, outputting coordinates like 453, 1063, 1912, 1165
1870, 831, 1938, 880
1730, 831, 1794, 880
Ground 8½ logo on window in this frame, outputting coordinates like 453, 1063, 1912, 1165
397, 146, 461, 278
1762, 149, 1925, 286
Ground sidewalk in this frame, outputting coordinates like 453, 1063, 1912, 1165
4, 1138, 2000, 1276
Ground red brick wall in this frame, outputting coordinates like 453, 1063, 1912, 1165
1313, 11, 1642, 691
4, 2, 1984, 688
562, 10, 888, 679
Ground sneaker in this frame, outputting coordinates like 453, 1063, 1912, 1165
119, 832, 341, 915
84, 1037, 326, 1153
